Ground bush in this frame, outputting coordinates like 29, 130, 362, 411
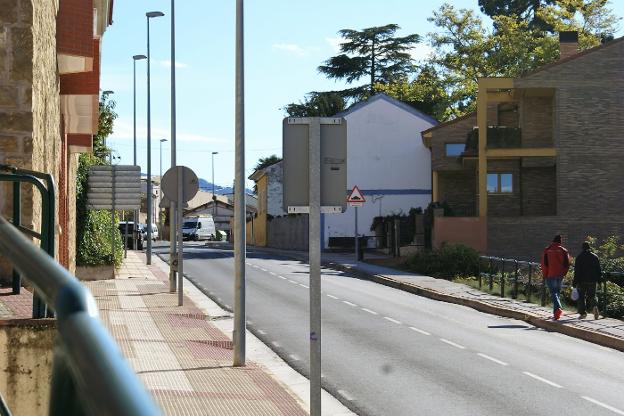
405, 243, 480, 280
76, 153, 123, 268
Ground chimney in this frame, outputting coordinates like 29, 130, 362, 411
559, 31, 579, 59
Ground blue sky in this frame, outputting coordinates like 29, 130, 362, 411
101, 0, 624, 189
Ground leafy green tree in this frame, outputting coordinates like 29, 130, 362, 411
318, 24, 421, 99
76, 92, 123, 267
374, 65, 452, 121
284, 91, 346, 117
427, 2, 619, 117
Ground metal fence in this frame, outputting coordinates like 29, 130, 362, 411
0, 215, 160, 415
478, 256, 624, 314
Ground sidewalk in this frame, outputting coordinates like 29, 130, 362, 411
83, 251, 309, 415
250, 246, 624, 353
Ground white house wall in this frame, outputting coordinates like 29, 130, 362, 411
323, 96, 435, 248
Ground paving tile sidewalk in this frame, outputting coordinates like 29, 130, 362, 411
84, 251, 308, 416
250, 246, 624, 352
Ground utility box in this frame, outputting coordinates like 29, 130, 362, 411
282, 117, 347, 213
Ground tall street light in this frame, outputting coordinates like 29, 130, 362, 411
160, 139, 168, 180
211, 151, 218, 218
132, 54, 146, 249
169, 0, 178, 293
146, 10, 164, 265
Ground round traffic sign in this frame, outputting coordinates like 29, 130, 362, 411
161, 166, 199, 203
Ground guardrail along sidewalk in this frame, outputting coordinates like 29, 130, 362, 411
85, 250, 307, 416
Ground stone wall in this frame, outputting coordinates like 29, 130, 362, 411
0, 0, 61, 279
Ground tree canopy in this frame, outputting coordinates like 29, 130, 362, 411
284, 92, 346, 117
318, 24, 420, 100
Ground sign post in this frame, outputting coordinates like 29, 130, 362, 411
347, 186, 365, 261
283, 117, 347, 416
161, 166, 199, 306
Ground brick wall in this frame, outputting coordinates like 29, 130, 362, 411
438, 171, 476, 216
521, 166, 556, 216
520, 96, 553, 147
56, 0, 93, 57
487, 160, 521, 217
430, 113, 476, 172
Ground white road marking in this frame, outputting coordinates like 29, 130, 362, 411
327, 294, 339, 300
384, 317, 402, 325
278, 276, 287, 280
299, 284, 309, 288
409, 327, 430, 336
477, 353, 508, 366
259, 267, 268, 272
257, 330, 266, 335
342, 301, 357, 307
582, 396, 624, 415
361, 308, 378, 315
440, 338, 466, 349
247, 320, 253, 325
522, 372, 562, 388
289, 354, 301, 361
338, 390, 355, 401
271, 341, 281, 348
289, 280, 298, 284
224, 304, 231, 309
269, 271, 277, 276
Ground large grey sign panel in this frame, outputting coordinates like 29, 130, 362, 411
87, 165, 141, 210
282, 117, 347, 211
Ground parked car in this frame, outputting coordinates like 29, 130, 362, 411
118, 222, 145, 250
150, 223, 159, 241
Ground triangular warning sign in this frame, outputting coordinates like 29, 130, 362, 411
347, 186, 366, 203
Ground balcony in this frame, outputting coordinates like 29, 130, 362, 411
464, 127, 522, 155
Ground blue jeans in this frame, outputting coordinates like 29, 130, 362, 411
546, 277, 563, 312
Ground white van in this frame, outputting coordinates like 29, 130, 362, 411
182, 215, 216, 241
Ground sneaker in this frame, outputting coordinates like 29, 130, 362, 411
554, 308, 563, 320
593, 306, 600, 320
579, 313, 587, 319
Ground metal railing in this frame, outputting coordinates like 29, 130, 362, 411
0, 215, 161, 415
479, 256, 624, 314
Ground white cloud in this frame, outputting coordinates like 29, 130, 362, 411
160, 60, 188, 68
409, 44, 435, 62
110, 119, 225, 144
325, 37, 344, 53
272, 43, 308, 57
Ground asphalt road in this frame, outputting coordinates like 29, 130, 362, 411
155, 243, 624, 416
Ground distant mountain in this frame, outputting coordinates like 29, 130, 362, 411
198, 178, 253, 195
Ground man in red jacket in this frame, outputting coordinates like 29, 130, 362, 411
541, 235, 570, 320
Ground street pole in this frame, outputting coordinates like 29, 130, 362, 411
146, 11, 164, 265
132, 54, 146, 250
354, 205, 359, 261
233, 0, 246, 367
169, 0, 177, 293
160, 139, 167, 180
177, 168, 184, 306
212, 151, 218, 218
309, 118, 322, 416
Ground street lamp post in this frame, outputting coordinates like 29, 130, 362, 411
211, 151, 218, 218
132, 54, 146, 250
145, 11, 164, 265
159, 139, 167, 228
169, 0, 178, 293
160, 139, 167, 180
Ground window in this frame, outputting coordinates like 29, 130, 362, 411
487, 173, 513, 193
445, 143, 465, 156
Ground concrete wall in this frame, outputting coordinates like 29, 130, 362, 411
267, 215, 308, 251
0, 319, 55, 415
266, 162, 286, 217
323, 95, 435, 248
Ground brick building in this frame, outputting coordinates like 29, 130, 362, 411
422, 32, 624, 261
0, 0, 113, 274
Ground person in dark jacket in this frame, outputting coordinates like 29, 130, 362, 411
541, 235, 570, 321
573, 242, 602, 319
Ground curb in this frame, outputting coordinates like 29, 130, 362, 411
325, 261, 624, 353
